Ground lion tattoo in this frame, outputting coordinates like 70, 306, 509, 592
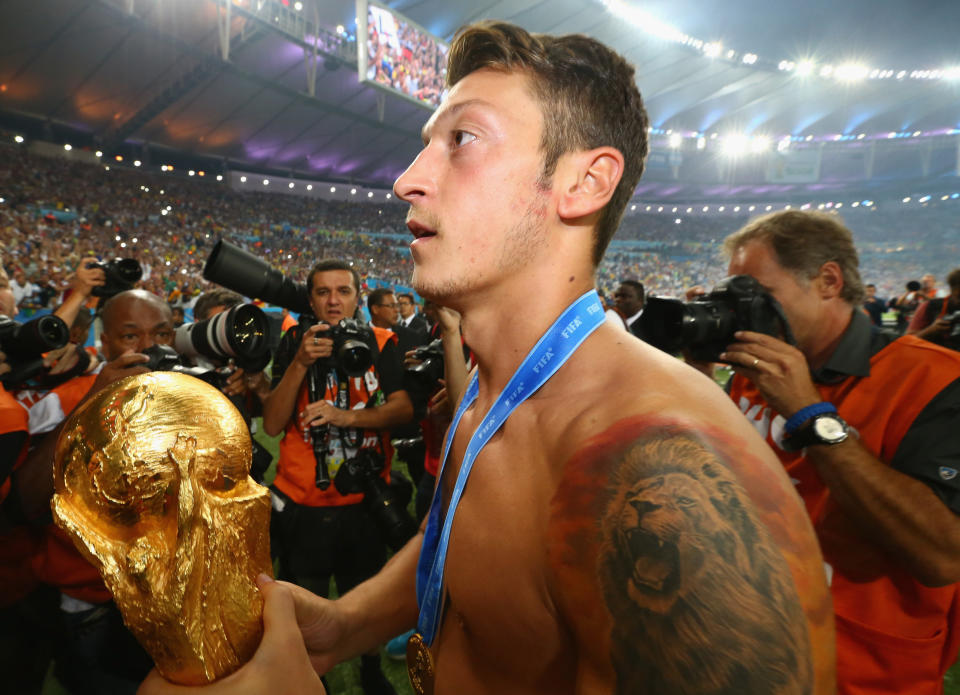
598, 434, 813, 695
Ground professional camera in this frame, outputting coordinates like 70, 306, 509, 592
0, 314, 70, 387
87, 258, 143, 299
203, 240, 311, 314
334, 448, 417, 551
639, 275, 795, 362
299, 314, 374, 378
142, 344, 235, 389
174, 303, 272, 373
406, 339, 444, 389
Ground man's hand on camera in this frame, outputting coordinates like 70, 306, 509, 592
300, 400, 354, 429
72, 261, 105, 298
222, 366, 249, 398
296, 324, 334, 368
681, 286, 716, 377
91, 352, 150, 394
720, 330, 821, 416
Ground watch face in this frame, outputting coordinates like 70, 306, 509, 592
813, 415, 847, 443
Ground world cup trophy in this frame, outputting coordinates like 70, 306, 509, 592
52, 371, 272, 685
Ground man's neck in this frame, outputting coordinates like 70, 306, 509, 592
805, 305, 855, 372
457, 271, 595, 404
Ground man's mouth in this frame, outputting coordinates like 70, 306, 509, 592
407, 220, 437, 241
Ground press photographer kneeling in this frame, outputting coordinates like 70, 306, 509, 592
261, 259, 413, 695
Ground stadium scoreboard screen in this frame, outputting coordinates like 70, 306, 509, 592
357, 0, 448, 110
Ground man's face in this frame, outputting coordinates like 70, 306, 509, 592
614, 284, 643, 316
866, 286, 876, 299
101, 297, 174, 360
394, 68, 552, 301
923, 274, 936, 290
308, 270, 358, 325
370, 292, 399, 328
397, 295, 415, 320
727, 241, 824, 357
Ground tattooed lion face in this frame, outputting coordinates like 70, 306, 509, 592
606, 471, 745, 613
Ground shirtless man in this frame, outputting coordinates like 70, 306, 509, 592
140, 22, 835, 695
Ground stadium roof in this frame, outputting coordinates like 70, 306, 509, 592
1, 0, 959, 189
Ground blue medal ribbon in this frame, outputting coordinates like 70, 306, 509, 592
415, 289, 606, 645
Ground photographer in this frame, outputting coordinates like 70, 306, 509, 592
696, 211, 960, 693
907, 268, 960, 350
261, 259, 412, 695
15, 289, 168, 695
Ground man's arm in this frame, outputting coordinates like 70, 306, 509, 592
723, 330, 960, 586
550, 419, 831, 695
53, 261, 103, 329
261, 324, 331, 437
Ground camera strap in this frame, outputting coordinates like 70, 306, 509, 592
415, 290, 606, 646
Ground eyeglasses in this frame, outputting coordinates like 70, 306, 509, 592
377, 302, 399, 309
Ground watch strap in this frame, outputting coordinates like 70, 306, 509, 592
784, 402, 837, 435
783, 413, 847, 452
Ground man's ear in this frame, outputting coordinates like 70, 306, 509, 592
557, 147, 624, 221
817, 261, 845, 299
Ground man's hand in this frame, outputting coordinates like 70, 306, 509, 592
0, 349, 10, 378
300, 400, 354, 429
221, 367, 248, 398
296, 324, 334, 368
71, 261, 105, 298
918, 317, 951, 339
435, 306, 461, 335
91, 353, 151, 394
137, 577, 329, 695
720, 330, 821, 416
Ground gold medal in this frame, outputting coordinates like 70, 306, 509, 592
406, 632, 436, 695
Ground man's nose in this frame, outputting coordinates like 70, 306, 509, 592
394, 148, 435, 203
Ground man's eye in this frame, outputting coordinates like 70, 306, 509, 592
453, 131, 476, 147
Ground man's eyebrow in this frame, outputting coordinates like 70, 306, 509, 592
421, 98, 493, 145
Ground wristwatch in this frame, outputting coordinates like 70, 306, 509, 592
783, 413, 849, 451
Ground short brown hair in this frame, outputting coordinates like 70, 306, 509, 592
447, 22, 650, 266
723, 211, 865, 304
306, 259, 360, 295
947, 268, 960, 290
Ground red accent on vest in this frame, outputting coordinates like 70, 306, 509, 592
273, 326, 397, 507
730, 336, 960, 695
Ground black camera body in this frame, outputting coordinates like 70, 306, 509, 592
0, 314, 70, 387
142, 344, 235, 389
640, 275, 794, 362
299, 315, 374, 378
334, 448, 416, 551
87, 258, 143, 299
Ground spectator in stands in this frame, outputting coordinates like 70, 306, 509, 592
862, 283, 886, 326
261, 260, 412, 695
922, 272, 942, 299
713, 210, 960, 694
908, 267, 960, 351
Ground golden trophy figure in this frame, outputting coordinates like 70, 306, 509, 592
52, 371, 272, 685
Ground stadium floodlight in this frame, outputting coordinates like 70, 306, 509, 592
912, 131, 922, 137
888, 132, 897, 139
795, 60, 814, 77
95, 151, 102, 158
368, 191, 374, 198
386, 193, 392, 199
668, 133, 682, 148
703, 206, 709, 212
696, 136, 706, 150
294, 1, 303, 10
198, 171, 205, 177
721, 134, 749, 157
835, 63, 869, 82
14, 135, 24, 143
777, 137, 791, 152
733, 206, 740, 212
263, 179, 269, 185
675, 218, 682, 224
351, 188, 357, 194
765, 205, 772, 210
240, 176, 246, 183
288, 182, 295, 188
330, 186, 336, 192
306, 184, 313, 191
703, 42, 722, 58
748, 205, 756, 211
657, 206, 663, 212
216, 175, 223, 181
742, 53, 757, 65
336, 24, 345, 35
819, 64, 834, 77
630, 205, 636, 211
686, 207, 693, 213
116, 155, 123, 161
63, 144, 72, 151
105, 166, 110, 171
134, 160, 141, 167
189, 170, 196, 176
718, 206, 725, 212
856, 133, 865, 140
851, 201, 860, 207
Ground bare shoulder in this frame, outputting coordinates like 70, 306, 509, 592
543, 355, 836, 694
